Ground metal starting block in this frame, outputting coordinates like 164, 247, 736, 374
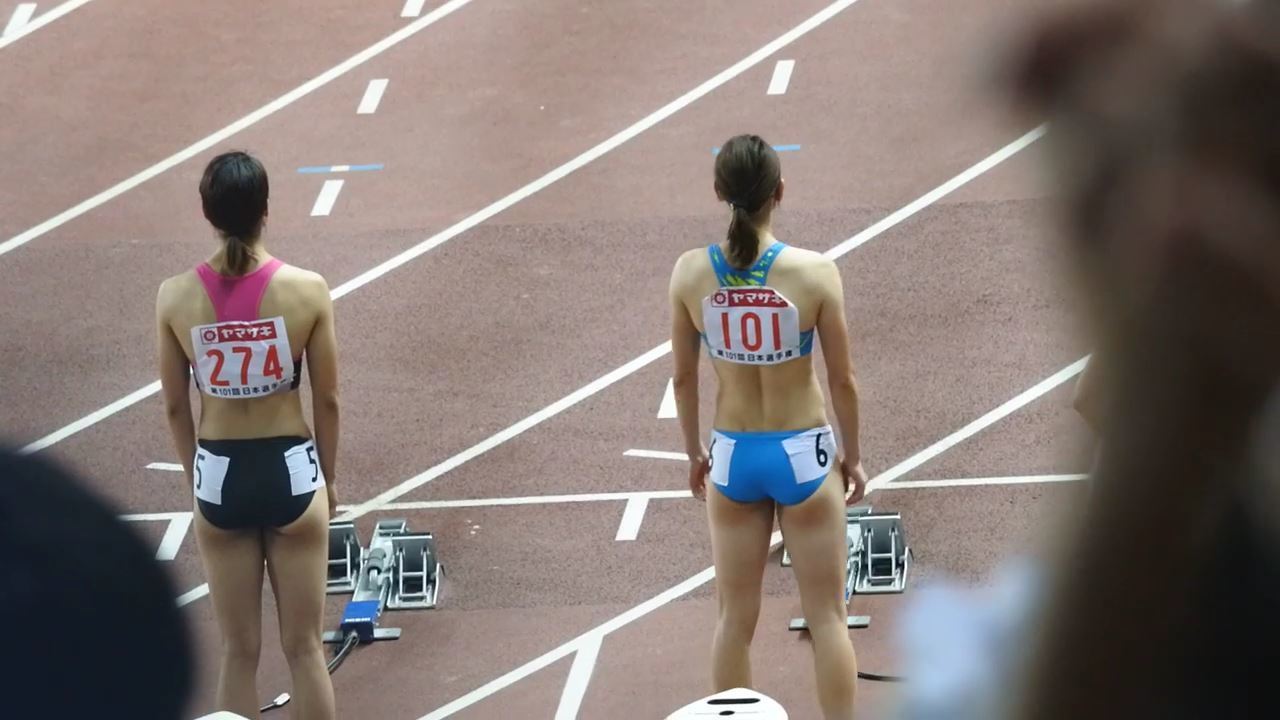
322, 518, 444, 647
783, 506, 911, 632
326, 521, 361, 594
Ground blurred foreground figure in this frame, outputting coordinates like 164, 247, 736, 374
1009, 0, 1280, 718
0, 446, 194, 718
895, 1, 1280, 718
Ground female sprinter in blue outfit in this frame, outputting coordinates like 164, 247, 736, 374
668, 134, 866, 720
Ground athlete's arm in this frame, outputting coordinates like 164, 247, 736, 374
814, 260, 865, 499
669, 254, 708, 498
155, 281, 196, 481
305, 274, 340, 490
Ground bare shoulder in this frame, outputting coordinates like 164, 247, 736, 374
669, 247, 708, 288
779, 245, 838, 279
275, 263, 332, 300
156, 270, 198, 312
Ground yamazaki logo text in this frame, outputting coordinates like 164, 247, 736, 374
712, 288, 788, 308
200, 322, 278, 345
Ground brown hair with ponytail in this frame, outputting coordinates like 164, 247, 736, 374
714, 135, 782, 268
199, 151, 269, 276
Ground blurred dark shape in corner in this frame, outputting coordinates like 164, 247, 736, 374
0, 444, 194, 718
1004, 0, 1280, 718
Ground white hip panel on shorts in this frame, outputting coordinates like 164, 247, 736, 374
708, 432, 736, 488
780, 426, 836, 484
284, 440, 325, 496
193, 449, 230, 505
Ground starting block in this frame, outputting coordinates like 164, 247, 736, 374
666, 688, 787, 719
322, 518, 443, 646
783, 506, 911, 631
326, 521, 361, 594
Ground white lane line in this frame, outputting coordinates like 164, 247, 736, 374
169, 126, 1045, 609
147, 462, 184, 472
882, 473, 1088, 490
310, 179, 345, 217
335, 489, 690, 512
555, 634, 603, 720
21, 380, 160, 455
614, 497, 650, 542
357, 78, 389, 114
414, 356, 1086, 718
3, 3, 37, 38
0, 0, 475, 258
120, 511, 189, 522
175, 584, 208, 607
864, 356, 1088, 493
658, 378, 677, 419
155, 512, 193, 561
402, 0, 429, 18
19, 0, 864, 456
823, 125, 1047, 261
624, 449, 689, 462
0, 0, 91, 49
766, 59, 795, 95
328, 0, 866, 301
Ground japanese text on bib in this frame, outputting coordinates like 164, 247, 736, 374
191, 317, 295, 398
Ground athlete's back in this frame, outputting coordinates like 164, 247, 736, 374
671, 240, 838, 432
159, 259, 330, 440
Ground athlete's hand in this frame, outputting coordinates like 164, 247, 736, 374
688, 452, 710, 501
841, 458, 867, 506
326, 484, 339, 519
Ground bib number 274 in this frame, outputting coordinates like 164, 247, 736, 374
206, 345, 285, 387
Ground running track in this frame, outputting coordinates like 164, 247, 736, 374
0, 1, 1093, 717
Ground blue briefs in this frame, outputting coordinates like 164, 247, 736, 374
707, 425, 837, 506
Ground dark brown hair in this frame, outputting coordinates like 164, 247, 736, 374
1006, 1, 1280, 717
714, 135, 781, 268
199, 151, 269, 275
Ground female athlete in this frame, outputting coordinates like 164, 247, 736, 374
156, 151, 340, 719
668, 134, 866, 719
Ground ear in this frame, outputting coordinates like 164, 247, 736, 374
714, 183, 725, 202
774, 178, 785, 206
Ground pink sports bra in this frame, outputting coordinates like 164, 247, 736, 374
190, 258, 303, 398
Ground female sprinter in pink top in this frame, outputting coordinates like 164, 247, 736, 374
155, 151, 340, 719
668, 135, 866, 719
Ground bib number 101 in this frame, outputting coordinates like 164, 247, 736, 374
206, 345, 285, 387
720, 311, 783, 353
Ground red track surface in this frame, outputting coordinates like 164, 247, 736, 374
1, 1, 1093, 718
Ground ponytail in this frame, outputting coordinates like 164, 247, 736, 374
714, 135, 782, 268
223, 235, 254, 276
726, 204, 758, 268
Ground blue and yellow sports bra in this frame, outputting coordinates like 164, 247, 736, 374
700, 242, 815, 365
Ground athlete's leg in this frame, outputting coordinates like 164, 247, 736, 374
706, 487, 775, 691
778, 468, 858, 720
265, 489, 335, 720
194, 513, 265, 718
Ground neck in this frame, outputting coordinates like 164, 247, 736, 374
209, 241, 271, 274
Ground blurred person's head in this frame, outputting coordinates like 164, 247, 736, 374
1003, 0, 1280, 717
0, 446, 194, 718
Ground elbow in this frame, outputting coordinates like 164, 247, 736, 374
162, 397, 189, 421
828, 371, 857, 394
672, 372, 698, 393
313, 390, 341, 416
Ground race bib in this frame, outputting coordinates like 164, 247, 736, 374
191, 317, 295, 399
702, 287, 803, 365
781, 427, 837, 484
708, 433, 736, 488
193, 449, 230, 505
284, 440, 324, 496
